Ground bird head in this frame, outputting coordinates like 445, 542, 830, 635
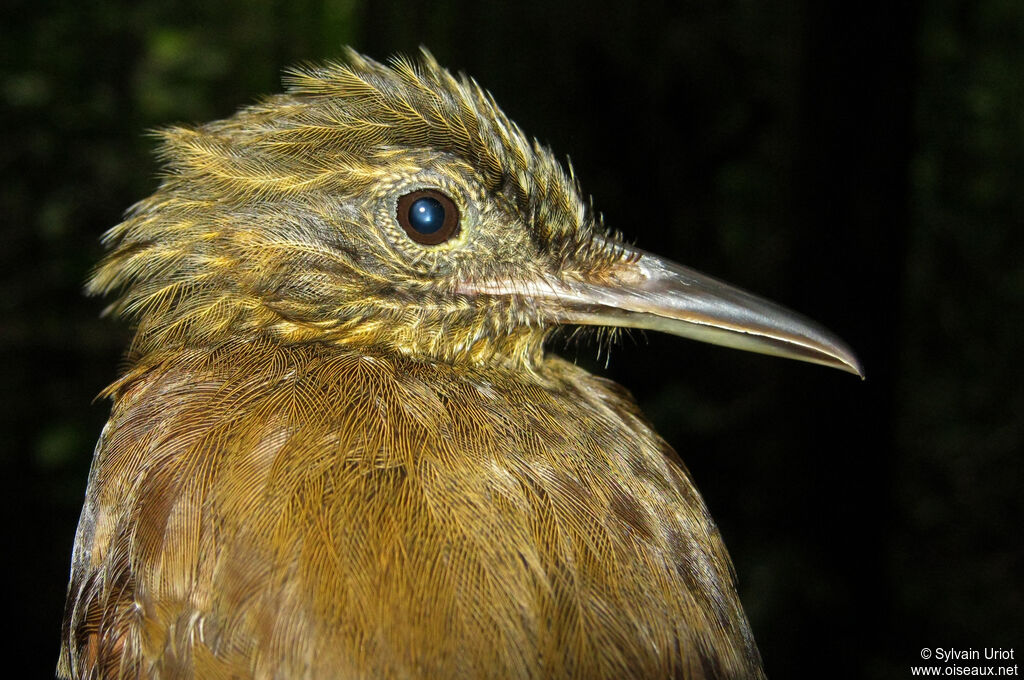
90, 49, 860, 375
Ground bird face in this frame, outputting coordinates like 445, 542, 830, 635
90, 49, 859, 376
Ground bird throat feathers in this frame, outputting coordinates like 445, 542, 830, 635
87, 49, 623, 371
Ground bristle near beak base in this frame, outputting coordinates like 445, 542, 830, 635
460, 242, 863, 377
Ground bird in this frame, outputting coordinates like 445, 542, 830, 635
58, 48, 860, 680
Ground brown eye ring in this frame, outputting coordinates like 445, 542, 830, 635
396, 189, 460, 245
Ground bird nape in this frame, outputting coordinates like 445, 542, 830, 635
59, 49, 859, 680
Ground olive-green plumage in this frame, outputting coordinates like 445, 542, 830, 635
61, 48, 859, 680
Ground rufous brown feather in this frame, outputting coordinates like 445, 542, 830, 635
61, 48, 860, 680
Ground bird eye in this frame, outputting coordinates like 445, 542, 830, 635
396, 189, 460, 245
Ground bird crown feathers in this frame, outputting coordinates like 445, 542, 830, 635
87, 49, 616, 365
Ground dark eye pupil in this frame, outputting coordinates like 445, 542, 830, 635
407, 197, 445, 234
396, 189, 459, 245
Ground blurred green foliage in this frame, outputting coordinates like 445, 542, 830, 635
2, 1, 1020, 678
896, 0, 1024, 652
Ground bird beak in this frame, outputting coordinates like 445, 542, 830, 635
463, 241, 863, 376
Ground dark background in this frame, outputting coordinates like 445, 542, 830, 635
3, 1, 1021, 678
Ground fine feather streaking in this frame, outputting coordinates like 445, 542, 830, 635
60, 49, 858, 679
